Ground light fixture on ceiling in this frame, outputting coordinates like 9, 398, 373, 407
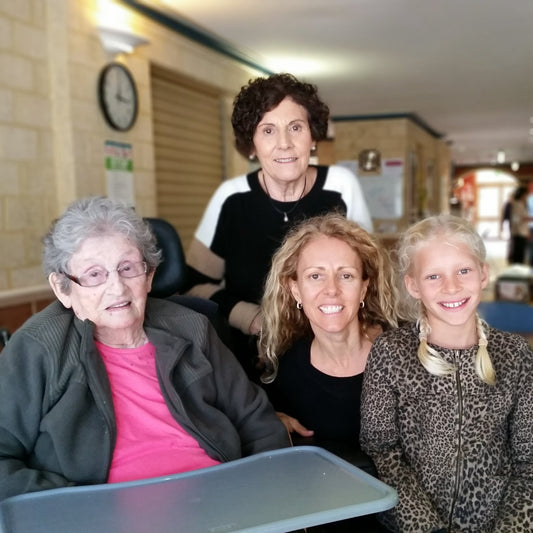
511, 161, 520, 172
98, 26, 149, 56
496, 149, 506, 164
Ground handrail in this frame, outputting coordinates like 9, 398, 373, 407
0, 285, 54, 309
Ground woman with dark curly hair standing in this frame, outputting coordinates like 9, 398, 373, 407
186, 73, 372, 381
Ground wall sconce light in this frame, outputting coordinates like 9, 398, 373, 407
511, 161, 520, 172
358, 149, 381, 172
496, 149, 506, 164
98, 26, 149, 56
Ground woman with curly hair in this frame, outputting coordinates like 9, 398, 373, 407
259, 213, 398, 446
259, 213, 397, 531
185, 73, 372, 381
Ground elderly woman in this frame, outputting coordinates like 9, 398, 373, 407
0, 196, 290, 502
186, 73, 372, 381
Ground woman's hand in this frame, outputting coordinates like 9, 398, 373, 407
276, 412, 314, 437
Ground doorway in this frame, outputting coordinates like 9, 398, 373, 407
453, 169, 518, 287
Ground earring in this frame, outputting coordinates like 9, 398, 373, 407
296, 301, 303, 310
311, 145, 317, 151
249, 154, 255, 161
360, 300, 365, 309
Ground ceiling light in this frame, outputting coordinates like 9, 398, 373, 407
496, 149, 505, 164
266, 57, 323, 76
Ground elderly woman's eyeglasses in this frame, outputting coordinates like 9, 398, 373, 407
62, 261, 149, 288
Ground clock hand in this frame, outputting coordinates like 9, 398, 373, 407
116, 73, 126, 102
114, 68, 123, 102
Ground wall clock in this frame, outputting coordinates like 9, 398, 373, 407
98, 63, 138, 131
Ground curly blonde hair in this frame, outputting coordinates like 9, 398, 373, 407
397, 214, 495, 385
259, 213, 400, 383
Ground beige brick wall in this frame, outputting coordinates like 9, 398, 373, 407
0, 0, 55, 294
0, 0, 256, 305
0, 0, 450, 317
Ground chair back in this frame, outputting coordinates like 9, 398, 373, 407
478, 301, 533, 333
144, 217, 188, 298
144, 217, 231, 344
0, 327, 10, 350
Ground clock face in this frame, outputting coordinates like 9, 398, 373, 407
98, 63, 138, 131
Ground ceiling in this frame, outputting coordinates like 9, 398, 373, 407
134, 0, 533, 167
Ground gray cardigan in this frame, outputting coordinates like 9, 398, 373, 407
0, 298, 290, 501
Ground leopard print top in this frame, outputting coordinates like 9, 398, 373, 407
360, 322, 533, 533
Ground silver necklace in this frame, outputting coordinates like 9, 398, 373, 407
262, 172, 307, 223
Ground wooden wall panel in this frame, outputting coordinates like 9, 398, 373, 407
151, 65, 224, 250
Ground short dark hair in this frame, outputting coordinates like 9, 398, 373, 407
514, 185, 528, 201
231, 73, 330, 158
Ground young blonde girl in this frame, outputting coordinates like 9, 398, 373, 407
360, 214, 533, 533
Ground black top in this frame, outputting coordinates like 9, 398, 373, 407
208, 166, 348, 315
264, 338, 363, 445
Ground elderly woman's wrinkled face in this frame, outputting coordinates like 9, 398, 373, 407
252, 96, 314, 185
50, 233, 154, 347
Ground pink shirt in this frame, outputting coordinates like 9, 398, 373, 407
97, 340, 220, 483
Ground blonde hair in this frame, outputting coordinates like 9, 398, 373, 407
259, 213, 401, 383
397, 214, 495, 385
